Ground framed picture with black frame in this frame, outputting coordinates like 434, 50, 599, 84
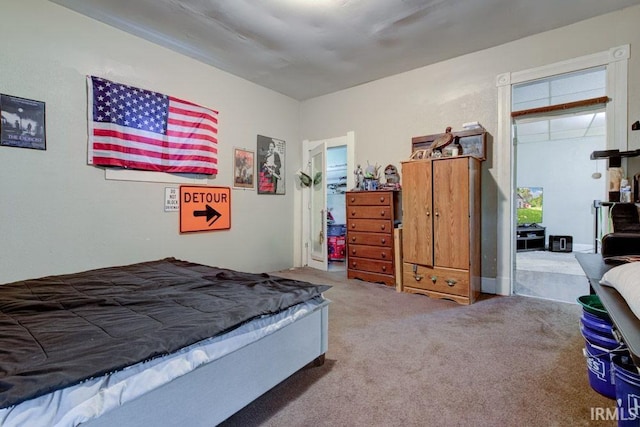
0, 94, 46, 150
257, 135, 285, 195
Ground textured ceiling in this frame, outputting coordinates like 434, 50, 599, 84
49, 0, 640, 100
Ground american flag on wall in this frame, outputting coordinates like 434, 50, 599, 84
87, 76, 218, 175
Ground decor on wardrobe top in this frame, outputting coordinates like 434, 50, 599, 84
257, 135, 285, 195
87, 76, 219, 175
0, 94, 46, 150
411, 126, 487, 161
409, 126, 453, 160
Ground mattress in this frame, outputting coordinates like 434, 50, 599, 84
0, 298, 326, 427
0, 258, 331, 419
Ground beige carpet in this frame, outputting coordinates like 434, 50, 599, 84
220, 268, 615, 427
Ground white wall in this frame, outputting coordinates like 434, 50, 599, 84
299, 4, 640, 285
0, 0, 301, 283
516, 136, 607, 249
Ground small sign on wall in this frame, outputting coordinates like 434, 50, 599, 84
165, 187, 179, 212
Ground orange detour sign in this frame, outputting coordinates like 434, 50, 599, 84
179, 186, 231, 233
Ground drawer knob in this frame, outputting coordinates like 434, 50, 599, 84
381, 252, 386, 258
351, 223, 356, 228
445, 278, 457, 287
351, 211, 356, 216
431, 276, 437, 283
379, 197, 385, 203
380, 211, 386, 217
352, 249, 356, 255
351, 237, 356, 242
380, 224, 386, 230
350, 197, 355, 202
351, 261, 357, 268
381, 238, 386, 244
435, 211, 440, 217
381, 265, 387, 272
426, 210, 431, 217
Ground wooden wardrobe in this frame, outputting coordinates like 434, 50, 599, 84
400, 156, 481, 304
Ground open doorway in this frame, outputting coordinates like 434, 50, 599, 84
302, 132, 354, 271
511, 67, 607, 303
327, 146, 348, 271
495, 45, 628, 299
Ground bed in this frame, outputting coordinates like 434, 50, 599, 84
0, 258, 331, 426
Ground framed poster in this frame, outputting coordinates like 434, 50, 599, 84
0, 94, 46, 150
257, 135, 285, 195
233, 148, 255, 189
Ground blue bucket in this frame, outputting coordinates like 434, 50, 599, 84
582, 325, 625, 399
582, 311, 615, 337
581, 324, 620, 349
612, 354, 640, 427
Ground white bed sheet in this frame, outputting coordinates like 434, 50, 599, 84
0, 298, 324, 427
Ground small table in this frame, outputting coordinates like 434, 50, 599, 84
575, 253, 640, 367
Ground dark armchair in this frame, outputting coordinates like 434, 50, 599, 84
601, 203, 640, 258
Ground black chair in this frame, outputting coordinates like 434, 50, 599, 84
601, 203, 640, 258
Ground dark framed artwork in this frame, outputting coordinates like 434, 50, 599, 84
257, 135, 285, 195
233, 148, 255, 189
0, 94, 46, 150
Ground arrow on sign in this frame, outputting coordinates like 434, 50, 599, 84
193, 205, 222, 227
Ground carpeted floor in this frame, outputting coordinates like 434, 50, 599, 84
220, 268, 616, 427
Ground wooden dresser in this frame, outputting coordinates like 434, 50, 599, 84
346, 190, 400, 286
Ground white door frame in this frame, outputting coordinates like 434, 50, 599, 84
494, 45, 629, 296
301, 131, 355, 269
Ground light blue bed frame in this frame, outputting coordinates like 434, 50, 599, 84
82, 300, 329, 426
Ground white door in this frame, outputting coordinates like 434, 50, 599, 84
308, 144, 327, 270
303, 132, 354, 270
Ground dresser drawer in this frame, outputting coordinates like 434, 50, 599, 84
347, 219, 392, 233
402, 263, 470, 297
349, 257, 394, 275
347, 206, 393, 219
347, 232, 393, 247
348, 244, 393, 261
347, 191, 393, 206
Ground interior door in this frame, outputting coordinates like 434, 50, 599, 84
308, 143, 327, 270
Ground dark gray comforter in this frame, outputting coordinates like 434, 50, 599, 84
0, 258, 330, 409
